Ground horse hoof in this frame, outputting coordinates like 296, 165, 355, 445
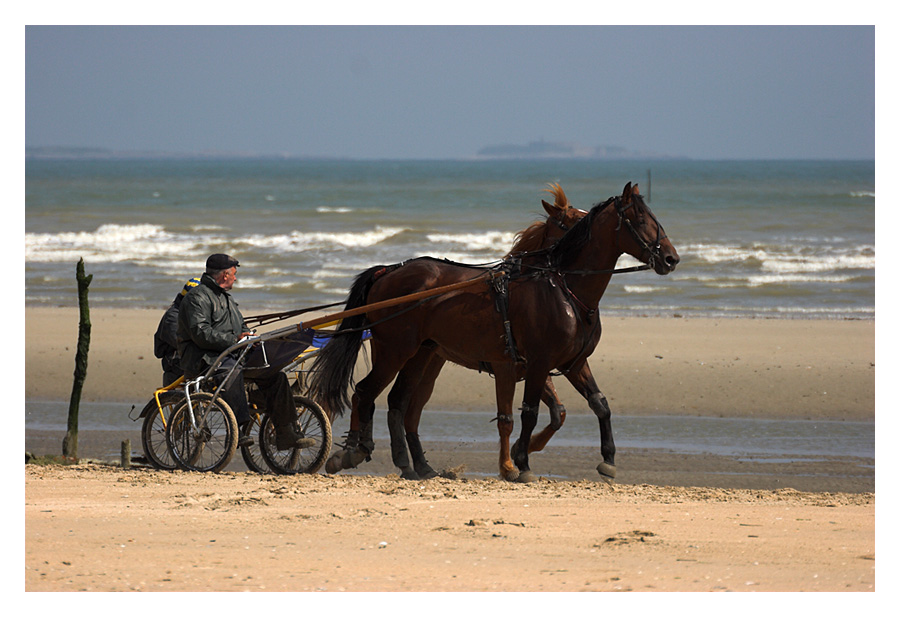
416, 465, 439, 480
500, 466, 520, 482
516, 470, 538, 484
596, 462, 617, 481
325, 452, 345, 474
399, 467, 420, 481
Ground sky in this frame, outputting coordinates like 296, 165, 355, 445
24, 24, 875, 160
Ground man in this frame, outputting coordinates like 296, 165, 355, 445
153, 277, 200, 387
177, 253, 313, 450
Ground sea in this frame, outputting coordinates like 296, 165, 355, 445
25, 157, 875, 320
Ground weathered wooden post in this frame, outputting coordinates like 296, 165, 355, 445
121, 439, 131, 469
63, 258, 92, 459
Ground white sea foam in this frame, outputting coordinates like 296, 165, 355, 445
681, 243, 768, 264
748, 273, 858, 286
426, 231, 516, 252
25, 224, 202, 263
235, 277, 297, 290
316, 206, 354, 213
312, 279, 353, 296
759, 252, 874, 274
681, 242, 875, 273
190, 224, 229, 232
242, 226, 407, 251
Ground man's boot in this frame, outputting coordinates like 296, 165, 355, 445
275, 424, 316, 450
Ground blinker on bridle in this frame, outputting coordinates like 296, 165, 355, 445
615, 195, 668, 270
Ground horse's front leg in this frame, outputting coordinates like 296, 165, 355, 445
492, 364, 519, 482
510, 368, 549, 483
565, 361, 616, 482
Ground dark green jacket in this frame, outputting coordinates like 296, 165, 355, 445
176, 273, 247, 377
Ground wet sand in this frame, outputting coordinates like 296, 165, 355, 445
25, 307, 874, 420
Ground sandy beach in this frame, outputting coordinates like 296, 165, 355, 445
24, 307, 877, 593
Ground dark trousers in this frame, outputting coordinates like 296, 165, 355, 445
214, 355, 296, 428
163, 370, 182, 388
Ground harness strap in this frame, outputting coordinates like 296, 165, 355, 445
491, 270, 526, 364
554, 272, 595, 317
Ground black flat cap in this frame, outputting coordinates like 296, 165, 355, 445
206, 253, 240, 270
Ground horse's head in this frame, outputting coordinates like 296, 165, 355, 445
614, 182, 679, 275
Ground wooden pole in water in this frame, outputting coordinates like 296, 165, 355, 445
647, 169, 652, 201
121, 439, 131, 469
63, 258, 92, 460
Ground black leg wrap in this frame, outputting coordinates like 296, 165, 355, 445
587, 391, 616, 478
326, 428, 371, 474
513, 402, 540, 470
587, 392, 611, 420
549, 404, 566, 431
406, 433, 437, 479
359, 420, 375, 456
520, 402, 539, 424
387, 409, 410, 470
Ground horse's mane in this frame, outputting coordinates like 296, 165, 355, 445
506, 183, 570, 257
548, 196, 617, 269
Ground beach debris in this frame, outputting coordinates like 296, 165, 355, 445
439, 465, 467, 480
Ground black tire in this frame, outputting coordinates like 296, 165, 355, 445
259, 395, 332, 474
166, 392, 238, 472
240, 413, 270, 474
140, 391, 184, 470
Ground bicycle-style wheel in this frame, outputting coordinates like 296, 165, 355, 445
240, 413, 269, 474
259, 395, 332, 474
166, 392, 238, 472
140, 391, 185, 470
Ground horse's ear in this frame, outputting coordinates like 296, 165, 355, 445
622, 182, 633, 202
632, 184, 640, 196
542, 199, 564, 218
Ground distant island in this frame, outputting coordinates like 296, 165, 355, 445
26, 142, 686, 161
475, 140, 685, 160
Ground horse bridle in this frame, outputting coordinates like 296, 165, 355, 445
614, 195, 668, 271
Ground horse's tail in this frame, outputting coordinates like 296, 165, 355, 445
307, 264, 386, 417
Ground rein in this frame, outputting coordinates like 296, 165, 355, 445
245, 301, 345, 328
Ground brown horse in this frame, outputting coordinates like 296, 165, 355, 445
309, 182, 679, 482
363, 184, 588, 479
320, 183, 587, 478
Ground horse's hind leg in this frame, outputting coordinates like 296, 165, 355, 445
385, 347, 439, 480
326, 347, 411, 474
402, 352, 445, 480
511, 377, 567, 458
325, 388, 376, 473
